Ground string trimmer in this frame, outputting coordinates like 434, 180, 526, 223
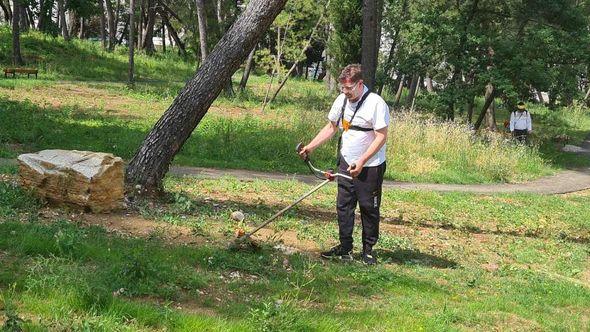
230, 143, 352, 248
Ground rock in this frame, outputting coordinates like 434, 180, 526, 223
481, 262, 500, 272
18, 150, 124, 213
273, 243, 298, 255
230, 210, 245, 222
561, 145, 588, 153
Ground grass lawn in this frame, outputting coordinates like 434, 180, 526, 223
0, 164, 589, 330
1, 28, 590, 184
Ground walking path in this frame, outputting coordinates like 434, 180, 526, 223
169, 165, 590, 194
3, 142, 590, 194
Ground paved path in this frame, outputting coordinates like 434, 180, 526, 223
4, 143, 590, 194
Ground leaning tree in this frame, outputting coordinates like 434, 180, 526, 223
125, 0, 288, 195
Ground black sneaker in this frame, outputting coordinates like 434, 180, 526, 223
361, 252, 377, 265
321, 245, 353, 262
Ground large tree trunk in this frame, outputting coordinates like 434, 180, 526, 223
239, 45, 256, 92
57, 0, 69, 40
12, 0, 23, 66
126, 0, 288, 193
141, 0, 156, 53
474, 84, 496, 130
128, 0, 136, 86
361, 0, 382, 90
105, 0, 116, 50
195, 0, 208, 62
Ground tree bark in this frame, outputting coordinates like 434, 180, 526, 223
78, 17, 85, 39
117, 13, 129, 45
137, 0, 144, 48
196, 0, 208, 62
160, 10, 187, 57
239, 45, 256, 92
27, 5, 35, 30
473, 84, 496, 130
0, 0, 11, 23
483, 84, 497, 131
161, 23, 165, 52
100, 0, 108, 49
405, 74, 419, 107
57, 0, 69, 40
394, 75, 404, 105
68, 10, 77, 37
36, 0, 46, 30
361, 0, 382, 90
114, 0, 121, 39
141, 0, 156, 53
12, 0, 23, 66
157, 0, 183, 24
105, 0, 116, 50
425, 76, 434, 93
585, 87, 590, 106
126, 0, 288, 193
18, 4, 27, 31
128, 0, 136, 86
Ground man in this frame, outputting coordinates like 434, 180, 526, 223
510, 101, 532, 143
298, 64, 390, 265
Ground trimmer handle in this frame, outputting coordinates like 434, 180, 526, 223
296, 142, 309, 161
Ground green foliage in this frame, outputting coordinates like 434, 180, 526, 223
377, 0, 590, 113
327, 0, 362, 76
0, 175, 590, 330
0, 181, 41, 218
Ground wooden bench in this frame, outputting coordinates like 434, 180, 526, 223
4, 68, 38, 79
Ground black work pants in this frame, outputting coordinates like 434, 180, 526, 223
337, 159, 386, 253
513, 129, 528, 144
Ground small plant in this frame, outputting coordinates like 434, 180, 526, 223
53, 221, 80, 256
248, 299, 302, 332
171, 192, 196, 214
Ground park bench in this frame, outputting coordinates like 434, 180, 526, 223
4, 67, 38, 79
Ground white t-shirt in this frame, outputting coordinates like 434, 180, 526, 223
510, 111, 532, 131
328, 86, 390, 167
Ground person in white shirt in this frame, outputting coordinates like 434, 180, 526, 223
510, 101, 532, 143
298, 64, 390, 265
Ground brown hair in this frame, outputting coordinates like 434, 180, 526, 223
338, 64, 363, 83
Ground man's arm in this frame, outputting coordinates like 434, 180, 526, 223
298, 121, 338, 159
509, 112, 515, 132
348, 127, 388, 177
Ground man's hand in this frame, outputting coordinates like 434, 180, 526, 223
298, 145, 311, 160
528, 130, 532, 134
347, 161, 364, 178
